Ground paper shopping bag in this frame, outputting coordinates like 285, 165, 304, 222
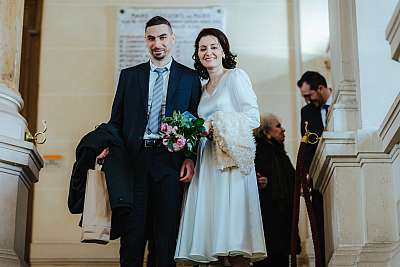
81, 163, 111, 244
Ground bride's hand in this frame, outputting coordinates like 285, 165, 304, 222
204, 120, 212, 132
204, 120, 213, 140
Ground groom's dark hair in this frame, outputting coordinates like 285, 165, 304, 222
297, 71, 327, 91
145, 16, 173, 32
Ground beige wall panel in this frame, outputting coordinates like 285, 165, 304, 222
224, 4, 289, 48
34, 141, 76, 189
37, 94, 113, 140
236, 48, 292, 92
257, 93, 299, 125
42, 4, 117, 47
30, 241, 119, 266
32, 188, 80, 242
39, 48, 115, 94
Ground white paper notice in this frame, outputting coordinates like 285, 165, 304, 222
117, 7, 225, 72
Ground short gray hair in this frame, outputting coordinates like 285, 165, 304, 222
253, 113, 280, 138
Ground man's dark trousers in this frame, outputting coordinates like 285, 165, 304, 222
120, 145, 185, 267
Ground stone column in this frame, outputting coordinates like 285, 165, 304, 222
326, 0, 361, 132
310, 1, 400, 265
310, 0, 363, 265
0, 0, 27, 140
0, 1, 43, 266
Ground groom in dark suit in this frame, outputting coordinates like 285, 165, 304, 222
107, 16, 202, 267
297, 71, 332, 267
298, 71, 332, 171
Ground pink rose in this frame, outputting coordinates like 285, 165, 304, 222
166, 125, 174, 135
160, 123, 168, 132
176, 136, 186, 150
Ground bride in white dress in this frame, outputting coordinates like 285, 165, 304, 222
174, 28, 267, 267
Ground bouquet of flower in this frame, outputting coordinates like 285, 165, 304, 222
160, 111, 207, 156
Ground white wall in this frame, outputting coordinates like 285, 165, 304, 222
299, 0, 329, 60
356, 0, 400, 130
299, 0, 331, 105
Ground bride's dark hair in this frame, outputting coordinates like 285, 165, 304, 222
193, 28, 237, 80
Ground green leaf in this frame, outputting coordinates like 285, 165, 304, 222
168, 142, 174, 151
187, 142, 193, 151
194, 119, 204, 126
197, 126, 206, 134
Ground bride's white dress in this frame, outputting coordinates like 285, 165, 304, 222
174, 68, 267, 264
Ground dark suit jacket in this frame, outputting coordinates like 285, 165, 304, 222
68, 123, 126, 214
300, 103, 324, 171
68, 123, 133, 239
109, 59, 202, 159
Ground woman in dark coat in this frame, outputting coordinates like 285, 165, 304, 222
253, 114, 300, 267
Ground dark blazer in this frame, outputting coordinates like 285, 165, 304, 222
109, 59, 202, 158
68, 123, 133, 239
300, 103, 324, 171
68, 123, 125, 214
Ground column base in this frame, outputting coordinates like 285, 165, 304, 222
0, 249, 28, 267
0, 135, 42, 267
329, 242, 400, 266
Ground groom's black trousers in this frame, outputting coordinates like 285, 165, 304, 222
120, 145, 185, 267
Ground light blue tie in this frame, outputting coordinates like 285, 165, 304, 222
148, 67, 167, 134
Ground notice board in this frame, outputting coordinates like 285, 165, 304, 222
117, 7, 225, 72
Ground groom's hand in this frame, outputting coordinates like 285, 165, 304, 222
256, 173, 268, 189
179, 159, 195, 183
96, 147, 110, 163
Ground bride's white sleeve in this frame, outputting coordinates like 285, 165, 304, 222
230, 68, 260, 129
